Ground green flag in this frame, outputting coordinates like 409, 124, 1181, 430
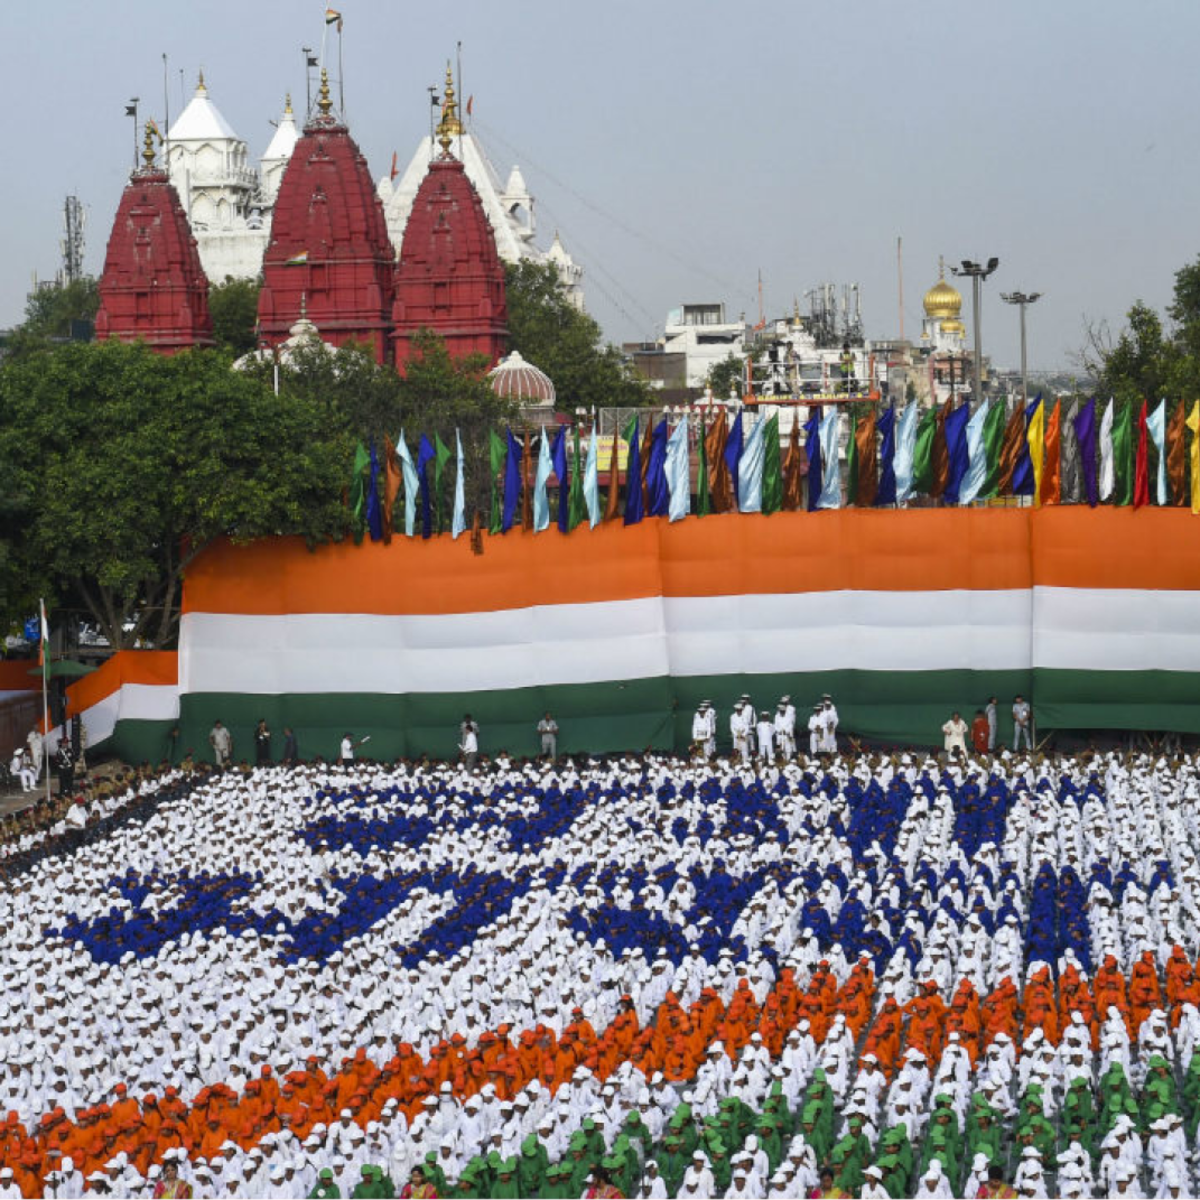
980, 396, 1007, 499
348, 441, 370, 544
488, 430, 506, 534
433, 433, 452, 532
697, 418, 711, 517
911, 406, 938, 496
1113, 400, 1133, 505
568, 424, 585, 531
761, 414, 782, 514
845, 413, 860, 506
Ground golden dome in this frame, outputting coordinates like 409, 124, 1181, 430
942, 318, 966, 336
923, 257, 962, 321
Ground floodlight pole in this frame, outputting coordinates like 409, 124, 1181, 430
952, 258, 1000, 407
1001, 290, 1043, 406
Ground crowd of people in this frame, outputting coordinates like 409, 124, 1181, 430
2, 743, 1200, 1197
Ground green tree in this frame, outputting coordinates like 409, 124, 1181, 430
706, 353, 745, 399
504, 260, 650, 408
208, 277, 261, 356
4, 277, 98, 358
0, 340, 350, 649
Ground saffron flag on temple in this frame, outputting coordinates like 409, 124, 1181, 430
1074, 398, 1099, 508
761, 414, 782, 515
666, 416, 691, 523
876, 404, 897, 506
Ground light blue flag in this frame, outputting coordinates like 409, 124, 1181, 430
584, 423, 600, 527
533, 427, 553, 532
396, 430, 419, 538
894, 402, 918, 503
738, 415, 764, 513
666, 415, 691, 522
1147, 399, 1167, 505
958, 400, 991, 506
451, 429, 467, 539
818, 407, 842, 509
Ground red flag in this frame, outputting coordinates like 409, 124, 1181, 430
390, 150, 398, 182
1134, 399, 1150, 509
466, 95, 474, 117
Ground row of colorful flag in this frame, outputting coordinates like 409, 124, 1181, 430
349, 396, 1200, 540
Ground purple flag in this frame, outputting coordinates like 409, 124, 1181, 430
1073, 397, 1098, 507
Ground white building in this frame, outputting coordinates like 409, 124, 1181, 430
165, 74, 297, 283
662, 303, 746, 389
376, 69, 584, 309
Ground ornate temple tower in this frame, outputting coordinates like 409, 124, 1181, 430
390, 69, 509, 369
257, 70, 395, 362
94, 124, 214, 352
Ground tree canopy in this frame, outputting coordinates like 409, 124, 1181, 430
0, 340, 350, 649
1086, 252, 1200, 402
504, 260, 650, 409
3, 277, 98, 360
208, 277, 261, 356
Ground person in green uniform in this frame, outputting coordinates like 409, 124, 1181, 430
667, 1103, 698, 1159
490, 1156, 520, 1199
566, 1135, 594, 1197
517, 1134, 548, 1197
309, 1167, 340, 1199
657, 1131, 688, 1196
423, 1152, 448, 1196
706, 1139, 731, 1194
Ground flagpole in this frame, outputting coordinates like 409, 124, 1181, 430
40, 600, 51, 805
338, 21, 344, 117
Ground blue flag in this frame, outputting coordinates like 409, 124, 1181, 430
818, 407, 842, 510
804, 407, 823, 512
1073, 397, 1098, 507
894, 402, 918, 503
624, 419, 644, 525
366, 442, 384, 541
1012, 395, 1039, 496
876, 405, 897, 506
551, 425, 569, 532
723, 412, 744, 509
942, 402, 972, 505
958, 400, 990, 506
645, 419, 670, 516
416, 434, 435, 539
533, 429, 553, 532
502, 429, 522, 532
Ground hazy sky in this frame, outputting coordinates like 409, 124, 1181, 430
6, 0, 1199, 371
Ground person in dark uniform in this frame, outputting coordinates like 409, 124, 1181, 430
282, 726, 299, 765
254, 719, 272, 766
54, 738, 75, 797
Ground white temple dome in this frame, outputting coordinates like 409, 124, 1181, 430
488, 349, 555, 406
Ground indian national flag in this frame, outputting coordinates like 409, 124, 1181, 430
325, 7, 343, 29
285, 251, 308, 266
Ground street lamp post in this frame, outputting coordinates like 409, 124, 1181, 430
1000, 290, 1042, 406
951, 258, 1000, 406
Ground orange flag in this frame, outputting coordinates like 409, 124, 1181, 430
705, 410, 732, 512
997, 404, 1026, 495
1167, 400, 1188, 505
603, 428, 622, 521
381, 436, 402, 543
1041, 400, 1062, 505
782, 418, 804, 510
854, 408, 879, 507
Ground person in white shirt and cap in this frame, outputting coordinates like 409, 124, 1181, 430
860, 1163, 890, 1199
774, 698, 796, 760
678, 1150, 715, 1199
691, 703, 712, 759
0, 1169, 20, 1200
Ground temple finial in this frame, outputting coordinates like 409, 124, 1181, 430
318, 67, 332, 116
141, 121, 157, 168
435, 60, 462, 155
